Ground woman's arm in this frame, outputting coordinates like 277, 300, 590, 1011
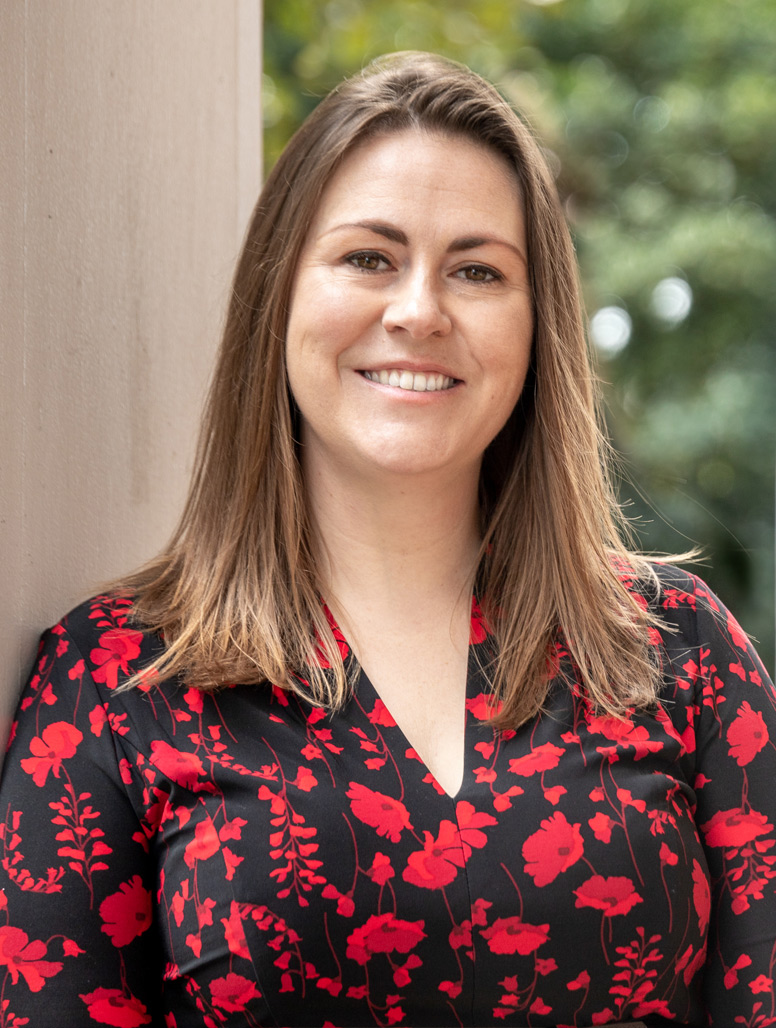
676, 574, 776, 1023
0, 612, 161, 1026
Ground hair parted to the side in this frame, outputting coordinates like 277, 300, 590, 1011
118, 51, 664, 727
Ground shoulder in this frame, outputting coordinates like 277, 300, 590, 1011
618, 559, 738, 630
647, 561, 722, 614
57, 591, 141, 640
619, 560, 771, 688
35, 592, 164, 694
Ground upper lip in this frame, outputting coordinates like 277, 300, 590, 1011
357, 359, 460, 380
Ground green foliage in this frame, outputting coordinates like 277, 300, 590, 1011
264, 0, 776, 668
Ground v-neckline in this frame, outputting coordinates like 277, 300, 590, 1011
322, 596, 497, 801
336, 597, 494, 801
351, 661, 472, 800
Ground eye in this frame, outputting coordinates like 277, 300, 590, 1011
345, 250, 391, 272
456, 263, 502, 284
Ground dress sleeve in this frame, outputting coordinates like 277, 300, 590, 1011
0, 621, 161, 1026
675, 574, 776, 1023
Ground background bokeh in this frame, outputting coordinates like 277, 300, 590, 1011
263, 0, 775, 671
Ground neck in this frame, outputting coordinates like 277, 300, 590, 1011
303, 454, 482, 612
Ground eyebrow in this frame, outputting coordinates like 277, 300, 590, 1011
327, 221, 527, 265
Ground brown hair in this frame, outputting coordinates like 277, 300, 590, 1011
120, 51, 662, 727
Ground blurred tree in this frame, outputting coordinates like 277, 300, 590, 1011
263, 0, 775, 669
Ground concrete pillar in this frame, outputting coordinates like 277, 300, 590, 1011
0, 1, 262, 738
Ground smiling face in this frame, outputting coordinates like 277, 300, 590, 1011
285, 129, 534, 489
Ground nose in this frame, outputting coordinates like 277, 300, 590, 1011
382, 270, 452, 339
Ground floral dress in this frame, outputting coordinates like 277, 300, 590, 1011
0, 564, 774, 1027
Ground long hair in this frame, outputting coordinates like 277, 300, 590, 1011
119, 51, 662, 727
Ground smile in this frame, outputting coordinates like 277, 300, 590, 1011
361, 369, 456, 392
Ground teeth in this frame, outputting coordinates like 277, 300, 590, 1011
363, 369, 455, 392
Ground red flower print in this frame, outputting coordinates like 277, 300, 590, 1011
750, 974, 774, 994
574, 875, 642, 917
455, 801, 497, 855
403, 821, 463, 890
225, 849, 244, 881
701, 807, 773, 848
366, 699, 396, 727
293, 766, 318, 791
659, 842, 678, 866
222, 902, 250, 959
367, 852, 395, 886
530, 997, 552, 1015
184, 814, 220, 868
727, 701, 769, 766
90, 628, 144, 689
493, 785, 524, 811
616, 788, 646, 812
449, 922, 471, 951
312, 606, 350, 667
724, 954, 752, 989
632, 998, 673, 1018
322, 883, 356, 917
183, 687, 205, 713
469, 597, 491, 643
79, 987, 151, 1026
543, 784, 567, 805
522, 812, 584, 886
0, 926, 63, 991
466, 692, 501, 721
209, 972, 262, 1012
20, 721, 83, 787
149, 741, 212, 792
346, 913, 426, 965
567, 969, 590, 991
317, 976, 343, 997
591, 1010, 616, 1025
585, 714, 662, 759
347, 782, 412, 842
508, 742, 564, 777
676, 943, 706, 987
392, 953, 421, 988
692, 859, 710, 934
726, 608, 749, 651
589, 812, 613, 843
99, 875, 152, 947
480, 917, 550, 955
89, 704, 110, 737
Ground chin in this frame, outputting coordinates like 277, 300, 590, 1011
356, 442, 478, 481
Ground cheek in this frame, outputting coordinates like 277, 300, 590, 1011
285, 286, 366, 420
483, 331, 533, 431
491, 329, 533, 395
288, 271, 377, 353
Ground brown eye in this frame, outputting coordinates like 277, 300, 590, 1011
347, 251, 388, 271
459, 264, 500, 283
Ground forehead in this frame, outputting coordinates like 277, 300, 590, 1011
309, 128, 524, 234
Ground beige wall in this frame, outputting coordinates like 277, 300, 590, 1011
0, 2, 262, 737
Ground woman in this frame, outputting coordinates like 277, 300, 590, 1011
0, 52, 773, 1028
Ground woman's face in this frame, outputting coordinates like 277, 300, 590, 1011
285, 128, 534, 487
